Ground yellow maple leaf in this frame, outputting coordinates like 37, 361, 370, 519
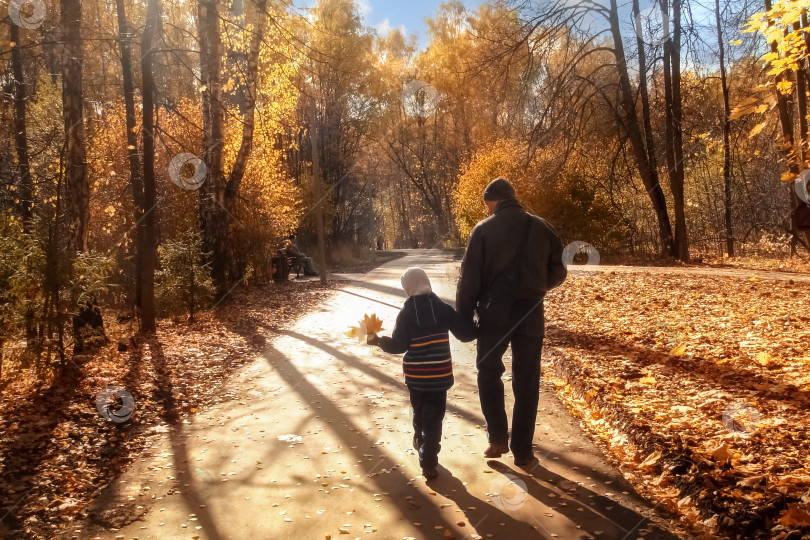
362, 313, 384, 336
669, 343, 687, 356
345, 326, 359, 339
756, 352, 772, 366
777, 80, 794, 95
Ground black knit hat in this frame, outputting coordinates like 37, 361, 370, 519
483, 177, 516, 201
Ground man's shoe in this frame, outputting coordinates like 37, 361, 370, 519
422, 466, 439, 479
514, 453, 537, 467
483, 441, 509, 458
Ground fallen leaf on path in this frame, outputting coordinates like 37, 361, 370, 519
669, 343, 687, 356
709, 442, 732, 462
778, 504, 810, 527
639, 450, 662, 470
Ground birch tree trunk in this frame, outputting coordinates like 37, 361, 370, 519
224, 0, 268, 210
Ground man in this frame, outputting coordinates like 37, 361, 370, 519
284, 234, 319, 277
456, 177, 567, 466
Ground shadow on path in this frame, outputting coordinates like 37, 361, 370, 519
343, 278, 458, 308
427, 466, 543, 539
85, 336, 226, 540
280, 328, 485, 426
487, 460, 677, 540
261, 341, 468, 535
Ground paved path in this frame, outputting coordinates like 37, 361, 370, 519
77, 250, 681, 540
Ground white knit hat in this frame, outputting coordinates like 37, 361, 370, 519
400, 267, 432, 297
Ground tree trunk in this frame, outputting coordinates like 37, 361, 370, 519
716, 0, 734, 256
197, 0, 227, 289
632, 0, 658, 175
11, 23, 37, 344
794, 20, 809, 164
61, 0, 88, 254
766, 0, 798, 174
10, 24, 33, 230
800, 10, 810, 247
310, 108, 328, 284
115, 0, 146, 313
608, 0, 675, 256
140, 0, 160, 332
764, 0, 802, 251
661, 0, 676, 219
670, 0, 689, 261
224, 0, 268, 210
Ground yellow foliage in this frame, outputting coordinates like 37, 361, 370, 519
746, 0, 810, 83
451, 139, 534, 238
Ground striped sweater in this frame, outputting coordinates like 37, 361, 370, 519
377, 293, 477, 391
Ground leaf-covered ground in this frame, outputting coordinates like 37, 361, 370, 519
544, 269, 810, 539
0, 281, 336, 539
4, 261, 810, 539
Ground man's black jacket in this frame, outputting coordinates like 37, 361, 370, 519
455, 198, 567, 322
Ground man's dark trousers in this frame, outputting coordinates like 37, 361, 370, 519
409, 388, 446, 468
476, 298, 545, 458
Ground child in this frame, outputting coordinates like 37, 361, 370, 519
367, 267, 476, 479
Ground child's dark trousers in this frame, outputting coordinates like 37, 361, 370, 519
408, 387, 446, 469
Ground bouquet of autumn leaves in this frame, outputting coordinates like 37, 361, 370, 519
345, 313, 384, 344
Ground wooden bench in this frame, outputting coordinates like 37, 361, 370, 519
288, 255, 304, 277
272, 250, 304, 281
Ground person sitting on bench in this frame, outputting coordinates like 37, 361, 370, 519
284, 234, 319, 277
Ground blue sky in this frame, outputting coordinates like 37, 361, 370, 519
299, 0, 486, 47
355, 0, 482, 43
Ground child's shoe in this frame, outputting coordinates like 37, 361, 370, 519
422, 466, 438, 479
